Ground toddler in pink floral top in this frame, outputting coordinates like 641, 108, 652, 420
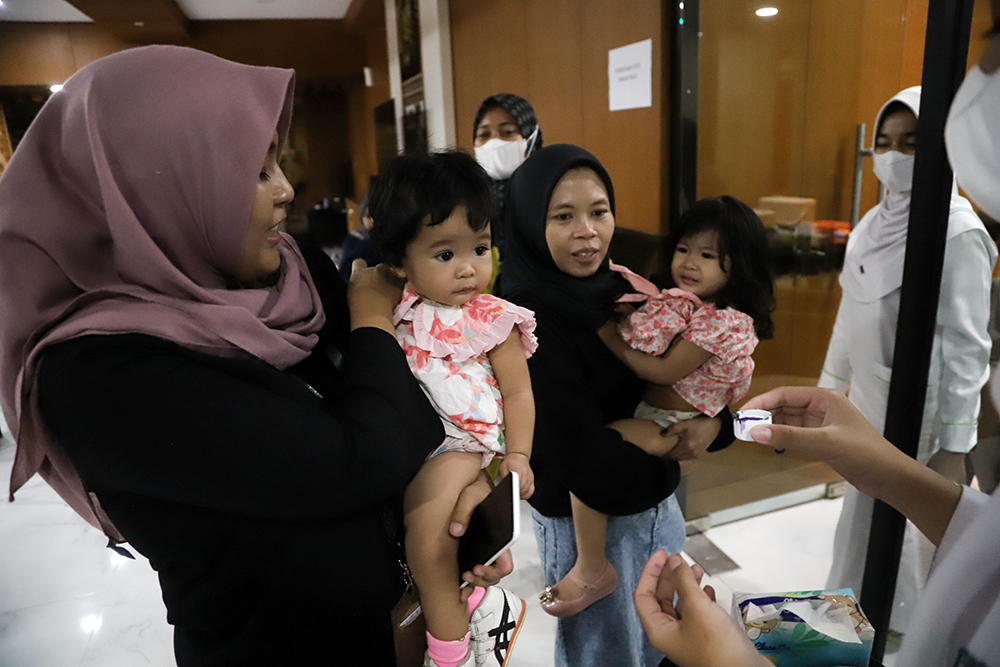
542, 196, 774, 618
369, 151, 535, 667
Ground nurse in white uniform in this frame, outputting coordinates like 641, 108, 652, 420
819, 86, 996, 635
633, 21, 1000, 665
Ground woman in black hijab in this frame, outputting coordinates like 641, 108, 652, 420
499, 145, 733, 666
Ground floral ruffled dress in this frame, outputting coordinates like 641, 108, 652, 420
612, 264, 758, 417
393, 285, 538, 467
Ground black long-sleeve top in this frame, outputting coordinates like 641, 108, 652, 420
35, 245, 443, 667
520, 299, 734, 519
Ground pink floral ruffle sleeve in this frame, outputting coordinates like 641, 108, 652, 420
611, 263, 701, 355
673, 306, 758, 416
393, 286, 537, 455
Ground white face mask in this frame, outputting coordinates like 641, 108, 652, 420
945, 65, 1000, 221
872, 150, 915, 193
474, 126, 539, 180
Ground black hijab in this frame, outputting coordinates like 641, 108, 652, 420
499, 144, 629, 330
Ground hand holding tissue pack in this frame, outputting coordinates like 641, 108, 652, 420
732, 589, 874, 666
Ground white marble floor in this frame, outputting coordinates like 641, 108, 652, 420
1, 418, 856, 667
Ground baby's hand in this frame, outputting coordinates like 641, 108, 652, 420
500, 453, 534, 499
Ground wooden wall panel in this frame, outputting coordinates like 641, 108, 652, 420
451, 0, 530, 148
853, 0, 907, 219
579, 0, 663, 234
0, 20, 364, 86
801, 0, 864, 222
697, 1, 811, 210
0, 23, 91, 86
183, 21, 364, 79
347, 0, 393, 203
451, 0, 666, 235
0, 19, 365, 223
899, 0, 929, 89
522, 0, 583, 145
969, 0, 997, 67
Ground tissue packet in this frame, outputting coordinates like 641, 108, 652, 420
731, 589, 874, 667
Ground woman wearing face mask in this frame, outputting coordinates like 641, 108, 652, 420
473, 93, 543, 254
819, 86, 997, 638
635, 22, 1000, 666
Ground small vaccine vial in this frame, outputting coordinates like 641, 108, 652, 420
733, 409, 772, 441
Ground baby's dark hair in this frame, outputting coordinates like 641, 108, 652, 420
667, 196, 775, 339
368, 151, 494, 267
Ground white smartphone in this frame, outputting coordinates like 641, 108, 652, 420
457, 471, 520, 585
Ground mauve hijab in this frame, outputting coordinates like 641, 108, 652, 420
0, 45, 325, 539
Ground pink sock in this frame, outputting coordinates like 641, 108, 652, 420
467, 586, 486, 614
426, 632, 470, 667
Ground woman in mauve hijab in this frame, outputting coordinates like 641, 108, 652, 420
0, 45, 507, 666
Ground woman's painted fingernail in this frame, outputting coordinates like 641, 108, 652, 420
775, 448, 786, 454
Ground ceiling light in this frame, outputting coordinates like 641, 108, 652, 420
134, 21, 144, 27
756, 7, 778, 17
50, 84, 64, 93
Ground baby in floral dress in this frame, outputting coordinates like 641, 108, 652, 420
368, 151, 535, 667
540, 196, 775, 618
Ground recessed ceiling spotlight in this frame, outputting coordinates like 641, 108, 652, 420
50, 84, 64, 93
756, 7, 778, 17
134, 21, 144, 27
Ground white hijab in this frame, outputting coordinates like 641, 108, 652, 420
841, 86, 987, 303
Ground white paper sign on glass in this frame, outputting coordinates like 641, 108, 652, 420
608, 38, 653, 111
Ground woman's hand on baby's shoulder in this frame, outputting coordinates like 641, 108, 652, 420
500, 453, 534, 499
346, 260, 404, 333
348, 259, 404, 302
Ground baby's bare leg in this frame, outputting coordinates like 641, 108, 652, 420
570, 492, 610, 577
404, 450, 482, 641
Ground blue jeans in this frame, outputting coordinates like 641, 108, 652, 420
532, 495, 686, 667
